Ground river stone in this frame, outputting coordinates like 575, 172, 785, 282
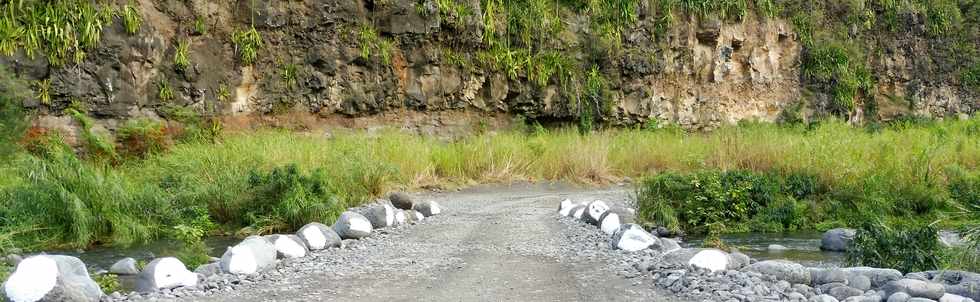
558, 199, 574, 216
889, 292, 913, 302
413, 200, 442, 217
609, 224, 659, 252
821, 228, 856, 251
848, 274, 873, 291
571, 204, 587, 220
811, 268, 850, 285
599, 212, 622, 235
219, 236, 277, 275
135, 257, 198, 293
844, 294, 883, 302
939, 293, 976, 302
768, 244, 789, 251
659, 238, 681, 252
883, 279, 946, 300
663, 248, 730, 272
193, 263, 221, 277
927, 270, 980, 300
265, 234, 308, 259
843, 267, 904, 288
394, 209, 408, 225
4, 254, 22, 266
365, 203, 396, 228
388, 192, 415, 210
582, 200, 610, 226
829, 286, 865, 301
297, 222, 342, 250
811, 294, 841, 302
745, 260, 811, 284
727, 251, 750, 270
3, 255, 103, 302
109, 257, 139, 275
334, 211, 374, 239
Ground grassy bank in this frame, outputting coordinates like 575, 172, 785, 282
1, 118, 979, 253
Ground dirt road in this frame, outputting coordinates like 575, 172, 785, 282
184, 182, 681, 302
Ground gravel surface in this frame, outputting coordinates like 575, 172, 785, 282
121, 182, 686, 302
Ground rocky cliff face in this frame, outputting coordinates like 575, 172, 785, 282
1, 0, 976, 136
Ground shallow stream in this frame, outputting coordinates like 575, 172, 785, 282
682, 232, 846, 267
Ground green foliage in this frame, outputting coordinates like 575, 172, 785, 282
356, 25, 393, 65
116, 118, 171, 158
94, 274, 120, 293
754, 0, 780, 19
66, 107, 119, 163
157, 79, 174, 102
173, 39, 190, 72
217, 84, 231, 103
847, 221, 945, 273
925, 0, 962, 37
801, 41, 874, 118
0, 262, 9, 281
279, 61, 298, 90
171, 207, 214, 269
436, 0, 472, 27
231, 26, 263, 65
193, 16, 207, 35
0, 0, 117, 65
963, 63, 980, 91
121, 1, 142, 34
244, 164, 344, 232
34, 79, 51, 105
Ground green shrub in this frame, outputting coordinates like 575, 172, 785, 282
171, 207, 213, 269
847, 221, 945, 273
121, 1, 142, 34
173, 39, 190, 72
116, 118, 171, 158
243, 164, 345, 232
94, 274, 120, 293
963, 63, 980, 91
232, 26, 263, 65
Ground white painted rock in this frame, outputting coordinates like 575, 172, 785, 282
3, 255, 103, 302
663, 248, 730, 272
571, 205, 587, 220
582, 200, 610, 225
135, 257, 198, 293
365, 203, 396, 228
219, 236, 277, 275
940, 293, 976, 302
599, 207, 635, 235
411, 210, 425, 222
265, 234, 308, 259
610, 224, 659, 252
393, 209, 408, 225
412, 200, 442, 217
557, 199, 574, 216
333, 211, 374, 239
109, 257, 139, 275
296, 222, 342, 250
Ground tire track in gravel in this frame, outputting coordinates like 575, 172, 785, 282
180, 182, 683, 302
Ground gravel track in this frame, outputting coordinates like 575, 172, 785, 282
134, 182, 685, 302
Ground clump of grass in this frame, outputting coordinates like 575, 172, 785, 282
121, 1, 142, 34
192, 16, 207, 35
34, 79, 51, 105
173, 39, 190, 72
278, 60, 298, 90
94, 274, 121, 293
116, 118, 172, 158
356, 24, 394, 65
157, 79, 174, 102
231, 26, 263, 65
847, 220, 945, 273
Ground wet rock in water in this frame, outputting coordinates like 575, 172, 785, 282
412, 200, 442, 217
219, 236, 278, 275
296, 222, 342, 250
938, 230, 966, 248
663, 248, 729, 272
810, 294, 841, 302
193, 263, 221, 278
882, 279, 946, 300
334, 211, 374, 239
609, 223, 659, 252
888, 292, 912, 302
768, 244, 788, 251
727, 251, 750, 270
557, 199, 574, 216
582, 200, 610, 226
265, 234, 308, 259
136, 257, 198, 293
3, 255, 103, 302
828, 286, 865, 301
109, 257, 140, 275
388, 192, 415, 210
365, 203, 396, 228
821, 228, 856, 251
745, 260, 811, 285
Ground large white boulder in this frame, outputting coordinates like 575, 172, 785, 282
598, 207, 635, 235
413, 200, 442, 217
609, 224, 659, 252
265, 234, 308, 259
296, 222, 342, 250
365, 203, 396, 228
582, 200, 610, 225
557, 199, 574, 216
333, 211, 374, 239
219, 236, 278, 275
663, 248, 730, 272
135, 257, 198, 293
394, 209, 408, 225
3, 255, 103, 302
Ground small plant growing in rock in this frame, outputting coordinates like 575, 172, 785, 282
356, 25, 394, 65
34, 79, 51, 105
216, 84, 231, 102
279, 61, 298, 90
193, 16, 207, 35
121, 0, 143, 35
173, 39, 190, 72
94, 274, 120, 293
232, 26, 263, 65
157, 79, 174, 102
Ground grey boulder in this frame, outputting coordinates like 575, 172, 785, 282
745, 260, 811, 284
3, 255, 103, 302
296, 222, 342, 250
727, 251, 751, 270
388, 192, 415, 210
365, 203, 397, 228
939, 293, 976, 302
412, 200, 443, 217
882, 279, 946, 300
810, 294, 841, 302
193, 263, 221, 278
135, 257, 198, 293
821, 228, 857, 251
828, 286, 865, 301
108, 257, 139, 275
888, 292, 912, 302
333, 211, 374, 239
843, 267, 904, 288
219, 236, 277, 275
